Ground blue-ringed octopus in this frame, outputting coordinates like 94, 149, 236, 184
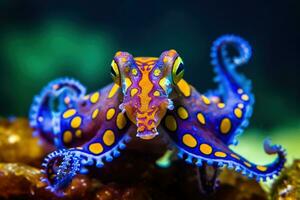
29, 35, 286, 195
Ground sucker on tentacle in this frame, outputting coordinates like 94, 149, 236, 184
174, 138, 286, 181
167, 98, 174, 110
41, 149, 81, 195
29, 78, 86, 146
207, 35, 255, 146
29, 35, 286, 195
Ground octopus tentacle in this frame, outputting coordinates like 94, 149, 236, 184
64, 106, 134, 168
211, 34, 252, 94
41, 149, 81, 196
29, 77, 86, 146
32, 78, 135, 191
70, 133, 132, 168
206, 35, 255, 145
41, 133, 132, 193
162, 95, 285, 182
172, 133, 286, 181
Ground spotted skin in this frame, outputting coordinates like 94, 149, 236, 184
58, 83, 131, 149
29, 35, 286, 194
30, 81, 134, 193
162, 85, 284, 178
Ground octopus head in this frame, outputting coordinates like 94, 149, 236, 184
110, 50, 184, 140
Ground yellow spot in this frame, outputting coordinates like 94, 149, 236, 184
130, 88, 138, 97
71, 116, 82, 129
177, 107, 189, 120
116, 113, 127, 129
220, 118, 231, 134
63, 131, 72, 144
257, 165, 267, 172
244, 161, 252, 168
217, 103, 225, 109
153, 90, 160, 96
124, 77, 132, 91
200, 144, 212, 155
92, 109, 99, 119
241, 94, 249, 101
89, 143, 103, 154
237, 88, 244, 94
197, 113, 206, 125
177, 79, 191, 97
106, 108, 116, 120
238, 103, 244, 109
159, 77, 168, 92
163, 57, 169, 63
120, 57, 127, 63
165, 115, 177, 131
231, 154, 240, 160
234, 108, 243, 118
214, 151, 227, 158
108, 84, 120, 98
75, 130, 82, 138
182, 134, 197, 148
201, 95, 211, 105
103, 130, 115, 146
153, 69, 161, 76
132, 68, 138, 76
90, 92, 100, 104
63, 109, 76, 119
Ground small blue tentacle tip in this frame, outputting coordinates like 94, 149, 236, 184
263, 138, 284, 155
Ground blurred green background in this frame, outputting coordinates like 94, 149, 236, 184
0, 1, 299, 165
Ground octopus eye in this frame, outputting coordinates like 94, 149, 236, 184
172, 56, 185, 84
111, 60, 121, 85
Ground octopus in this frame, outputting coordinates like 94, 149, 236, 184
29, 35, 286, 195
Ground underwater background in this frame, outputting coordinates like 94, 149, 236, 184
0, 0, 299, 187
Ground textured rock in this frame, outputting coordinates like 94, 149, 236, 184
0, 118, 48, 166
271, 160, 300, 200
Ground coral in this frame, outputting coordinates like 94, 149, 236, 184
0, 163, 43, 198
0, 118, 47, 166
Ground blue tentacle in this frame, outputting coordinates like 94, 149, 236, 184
209, 35, 255, 145
41, 149, 81, 196
29, 77, 86, 146
211, 34, 252, 94
41, 134, 132, 193
70, 134, 132, 168
175, 138, 286, 181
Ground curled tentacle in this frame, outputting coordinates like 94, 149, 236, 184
40, 133, 132, 194
207, 35, 255, 145
29, 78, 86, 146
41, 149, 81, 195
211, 34, 252, 92
176, 137, 286, 181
